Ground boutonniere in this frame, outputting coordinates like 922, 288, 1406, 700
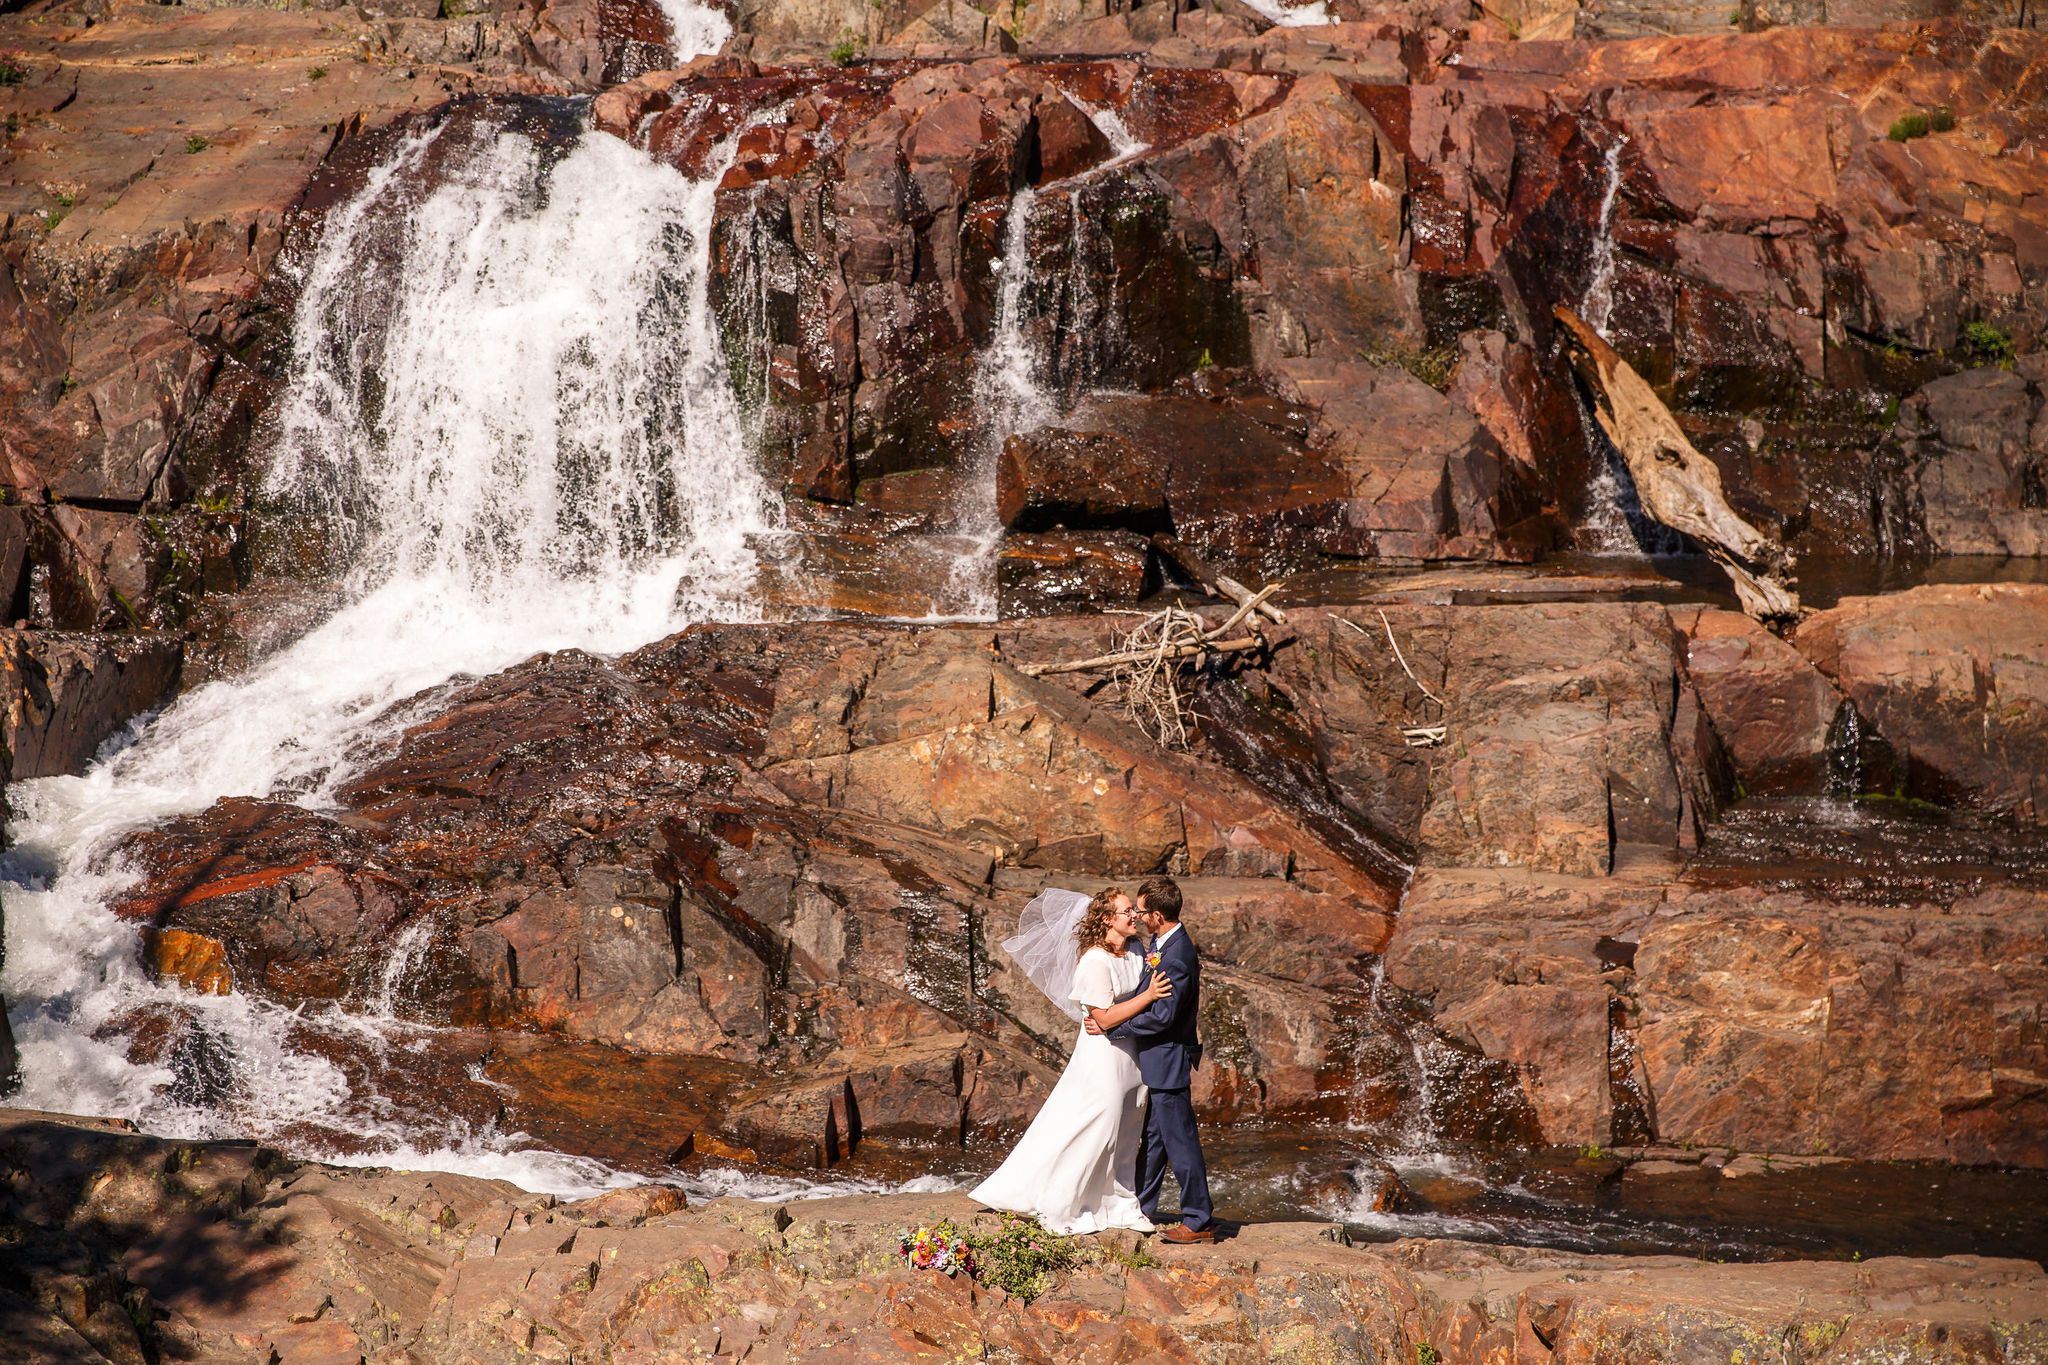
1146, 951, 1162, 969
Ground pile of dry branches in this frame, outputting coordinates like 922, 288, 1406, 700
1018, 581, 1280, 748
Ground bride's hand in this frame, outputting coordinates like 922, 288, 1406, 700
1143, 972, 1174, 1003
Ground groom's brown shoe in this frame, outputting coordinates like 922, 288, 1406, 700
1159, 1225, 1215, 1244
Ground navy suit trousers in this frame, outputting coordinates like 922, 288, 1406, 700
1136, 1086, 1212, 1232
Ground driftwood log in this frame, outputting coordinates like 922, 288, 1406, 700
1555, 306, 1799, 620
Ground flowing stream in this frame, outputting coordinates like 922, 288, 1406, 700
1, 97, 778, 1194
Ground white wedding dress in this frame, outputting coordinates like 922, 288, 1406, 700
970, 945, 1154, 1234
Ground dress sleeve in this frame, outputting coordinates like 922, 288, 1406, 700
1069, 951, 1114, 1011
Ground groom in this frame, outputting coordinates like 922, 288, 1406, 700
1086, 875, 1214, 1243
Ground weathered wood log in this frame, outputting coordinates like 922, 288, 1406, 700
1554, 306, 1799, 621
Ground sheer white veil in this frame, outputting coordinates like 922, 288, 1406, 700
1001, 888, 1095, 1022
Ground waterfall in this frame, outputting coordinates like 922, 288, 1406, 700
1580, 135, 1627, 338
945, 187, 1055, 615
0, 98, 776, 1192
654, 0, 732, 62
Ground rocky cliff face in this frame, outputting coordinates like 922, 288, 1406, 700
3, 0, 2046, 1266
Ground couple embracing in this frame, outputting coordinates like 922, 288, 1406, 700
971, 876, 1214, 1243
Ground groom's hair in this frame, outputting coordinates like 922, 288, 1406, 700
1136, 877, 1182, 921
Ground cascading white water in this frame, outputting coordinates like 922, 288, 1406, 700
1237, 0, 1335, 25
945, 187, 1056, 615
1581, 136, 1627, 339
655, 0, 733, 62
0, 96, 778, 1193
1576, 136, 1663, 555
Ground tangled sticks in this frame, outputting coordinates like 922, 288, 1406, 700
1018, 546, 1285, 748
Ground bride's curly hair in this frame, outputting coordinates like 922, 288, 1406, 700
1073, 887, 1128, 958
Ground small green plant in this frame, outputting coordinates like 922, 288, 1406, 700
1726, 8, 1740, 22
1962, 320, 2015, 367
0, 51, 27, 87
44, 208, 67, 233
53, 191, 74, 208
1581, 1143, 1606, 1161
308, 65, 328, 79
58, 375, 76, 396
441, 0, 469, 15
967, 1213, 1082, 1301
1417, 1346, 1443, 1365
1195, 347, 1215, 372
829, 28, 864, 65
1887, 111, 1930, 142
1361, 337, 1459, 392
1929, 106, 1954, 132
185, 135, 210, 154
1097, 1237, 1161, 1272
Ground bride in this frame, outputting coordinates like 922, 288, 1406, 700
970, 886, 1172, 1234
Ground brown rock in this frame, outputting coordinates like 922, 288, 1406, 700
1671, 606, 1846, 795
1795, 584, 2048, 817
996, 530, 1152, 617
996, 426, 1169, 532
0, 629, 183, 780
1388, 866, 2048, 1163
1417, 604, 1681, 876
1033, 93, 1115, 183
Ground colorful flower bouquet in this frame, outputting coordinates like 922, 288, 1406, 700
899, 1220, 977, 1278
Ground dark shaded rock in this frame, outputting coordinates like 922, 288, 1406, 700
0, 630, 182, 780
1884, 367, 2048, 558
997, 427, 1169, 533
997, 529, 1152, 616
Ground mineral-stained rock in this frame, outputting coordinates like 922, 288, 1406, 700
1795, 584, 2048, 818
0, 629, 183, 781
1669, 606, 1845, 795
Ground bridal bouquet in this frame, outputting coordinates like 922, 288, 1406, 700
899, 1221, 977, 1278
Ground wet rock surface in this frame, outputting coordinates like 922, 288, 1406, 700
101, 619, 1404, 1166
2, 1109, 2044, 1365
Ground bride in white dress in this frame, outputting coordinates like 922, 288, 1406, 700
970, 887, 1173, 1234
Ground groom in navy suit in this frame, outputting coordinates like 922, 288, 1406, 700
1086, 875, 1214, 1243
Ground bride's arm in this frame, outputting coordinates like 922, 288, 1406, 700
1085, 972, 1171, 1032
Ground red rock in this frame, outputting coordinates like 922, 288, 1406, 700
1670, 606, 1845, 795
996, 530, 1152, 617
1033, 93, 1115, 183
1795, 584, 2048, 818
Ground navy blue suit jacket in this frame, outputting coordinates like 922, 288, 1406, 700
1108, 926, 1202, 1090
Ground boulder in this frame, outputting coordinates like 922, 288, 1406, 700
1273, 359, 1514, 560
1416, 604, 1682, 875
0, 630, 183, 780
1795, 584, 2048, 818
1033, 93, 1116, 183
1670, 606, 1846, 795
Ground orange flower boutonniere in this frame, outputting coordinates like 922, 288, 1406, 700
1146, 951, 1162, 970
